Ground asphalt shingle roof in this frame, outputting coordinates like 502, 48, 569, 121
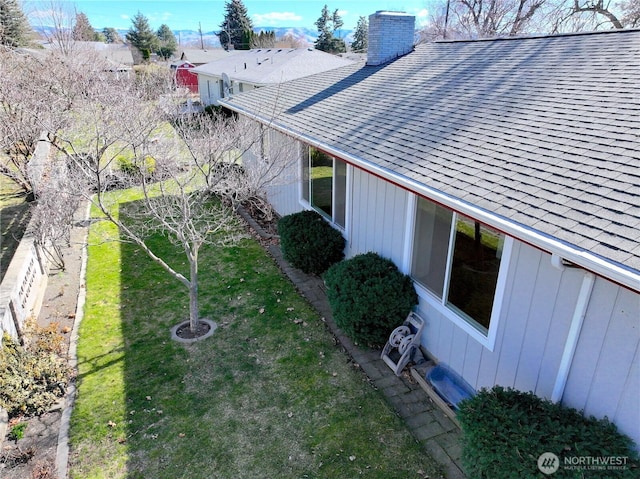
192, 48, 359, 85
223, 30, 640, 280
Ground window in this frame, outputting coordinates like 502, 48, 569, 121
411, 197, 507, 336
302, 147, 347, 228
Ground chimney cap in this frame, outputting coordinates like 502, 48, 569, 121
372, 10, 413, 16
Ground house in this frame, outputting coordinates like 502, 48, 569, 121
172, 60, 199, 93
177, 48, 234, 66
74, 41, 134, 72
221, 11, 640, 447
192, 48, 360, 106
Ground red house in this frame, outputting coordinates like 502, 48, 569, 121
173, 61, 199, 94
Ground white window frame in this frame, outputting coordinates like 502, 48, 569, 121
404, 193, 513, 351
299, 146, 350, 233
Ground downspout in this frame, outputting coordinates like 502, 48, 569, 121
551, 270, 596, 403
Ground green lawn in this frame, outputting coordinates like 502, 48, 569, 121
69, 193, 442, 479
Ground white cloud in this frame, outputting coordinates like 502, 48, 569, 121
337, 10, 348, 16
120, 14, 130, 20
252, 12, 303, 25
409, 7, 430, 26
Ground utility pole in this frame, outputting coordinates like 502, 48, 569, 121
199, 22, 204, 49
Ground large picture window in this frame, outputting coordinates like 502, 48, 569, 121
302, 147, 346, 228
411, 197, 506, 335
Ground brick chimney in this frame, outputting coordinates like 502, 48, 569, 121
367, 11, 416, 66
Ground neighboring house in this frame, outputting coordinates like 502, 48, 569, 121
192, 48, 360, 106
222, 11, 640, 447
172, 60, 199, 93
75, 41, 134, 72
41, 41, 134, 73
177, 48, 234, 66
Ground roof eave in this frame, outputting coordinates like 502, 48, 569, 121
223, 101, 640, 294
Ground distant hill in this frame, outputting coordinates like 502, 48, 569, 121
32, 25, 354, 48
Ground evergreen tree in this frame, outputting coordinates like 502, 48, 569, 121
0, 0, 32, 47
314, 4, 346, 54
102, 27, 122, 44
251, 30, 275, 48
218, 0, 253, 50
126, 11, 159, 61
73, 12, 97, 41
156, 24, 177, 60
351, 16, 368, 53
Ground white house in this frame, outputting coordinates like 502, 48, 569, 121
192, 48, 359, 106
221, 12, 640, 447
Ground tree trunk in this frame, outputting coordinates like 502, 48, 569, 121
188, 247, 199, 333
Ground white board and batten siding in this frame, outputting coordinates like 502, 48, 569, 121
563, 281, 640, 444
347, 169, 408, 262
263, 130, 303, 217
255, 134, 640, 447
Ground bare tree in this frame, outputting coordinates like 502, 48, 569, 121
19, 50, 296, 333
419, 0, 628, 40
620, 0, 640, 26
62, 112, 294, 332
275, 32, 309, 48
0, 40, 114, 197
29, 155, 79, 269
0, 47, 72, 197
444, 0, 549, 38
0, 48, 42, 196
4, 38, 296, 332
31, 0, 76, 54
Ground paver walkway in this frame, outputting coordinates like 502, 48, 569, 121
265, 243, 467, 479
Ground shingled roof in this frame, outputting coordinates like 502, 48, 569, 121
192, 48, 358, 85
222, 30, 640, 290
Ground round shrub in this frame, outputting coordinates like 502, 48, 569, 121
324, 252, 418, 348
457, 386, 640, 479
277, 210, 345, 275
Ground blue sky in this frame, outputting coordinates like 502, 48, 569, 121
25, 0, 431, 32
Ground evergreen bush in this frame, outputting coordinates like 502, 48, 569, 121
277, 210, 345, 275
457, 386, 639, 478
324, 252, 417, 347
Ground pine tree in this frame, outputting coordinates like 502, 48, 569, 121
0, 0, 32, 47
126, 12, 159, 61
156, 24, 178, 60
351, 16, 368, 53
73, 12, 97, 41
314, 4, 346, 54
218, 0, 253, 50
103, 27, 122, 44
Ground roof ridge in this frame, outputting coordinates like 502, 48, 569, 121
434, 27, 640, 44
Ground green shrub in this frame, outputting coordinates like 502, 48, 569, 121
277, 210, 345, 275
116, 155, 156, 178
0, 334, 72, 418
457, 386, 639, 479
8, 421, 27, 441
324, 252, 417, 347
